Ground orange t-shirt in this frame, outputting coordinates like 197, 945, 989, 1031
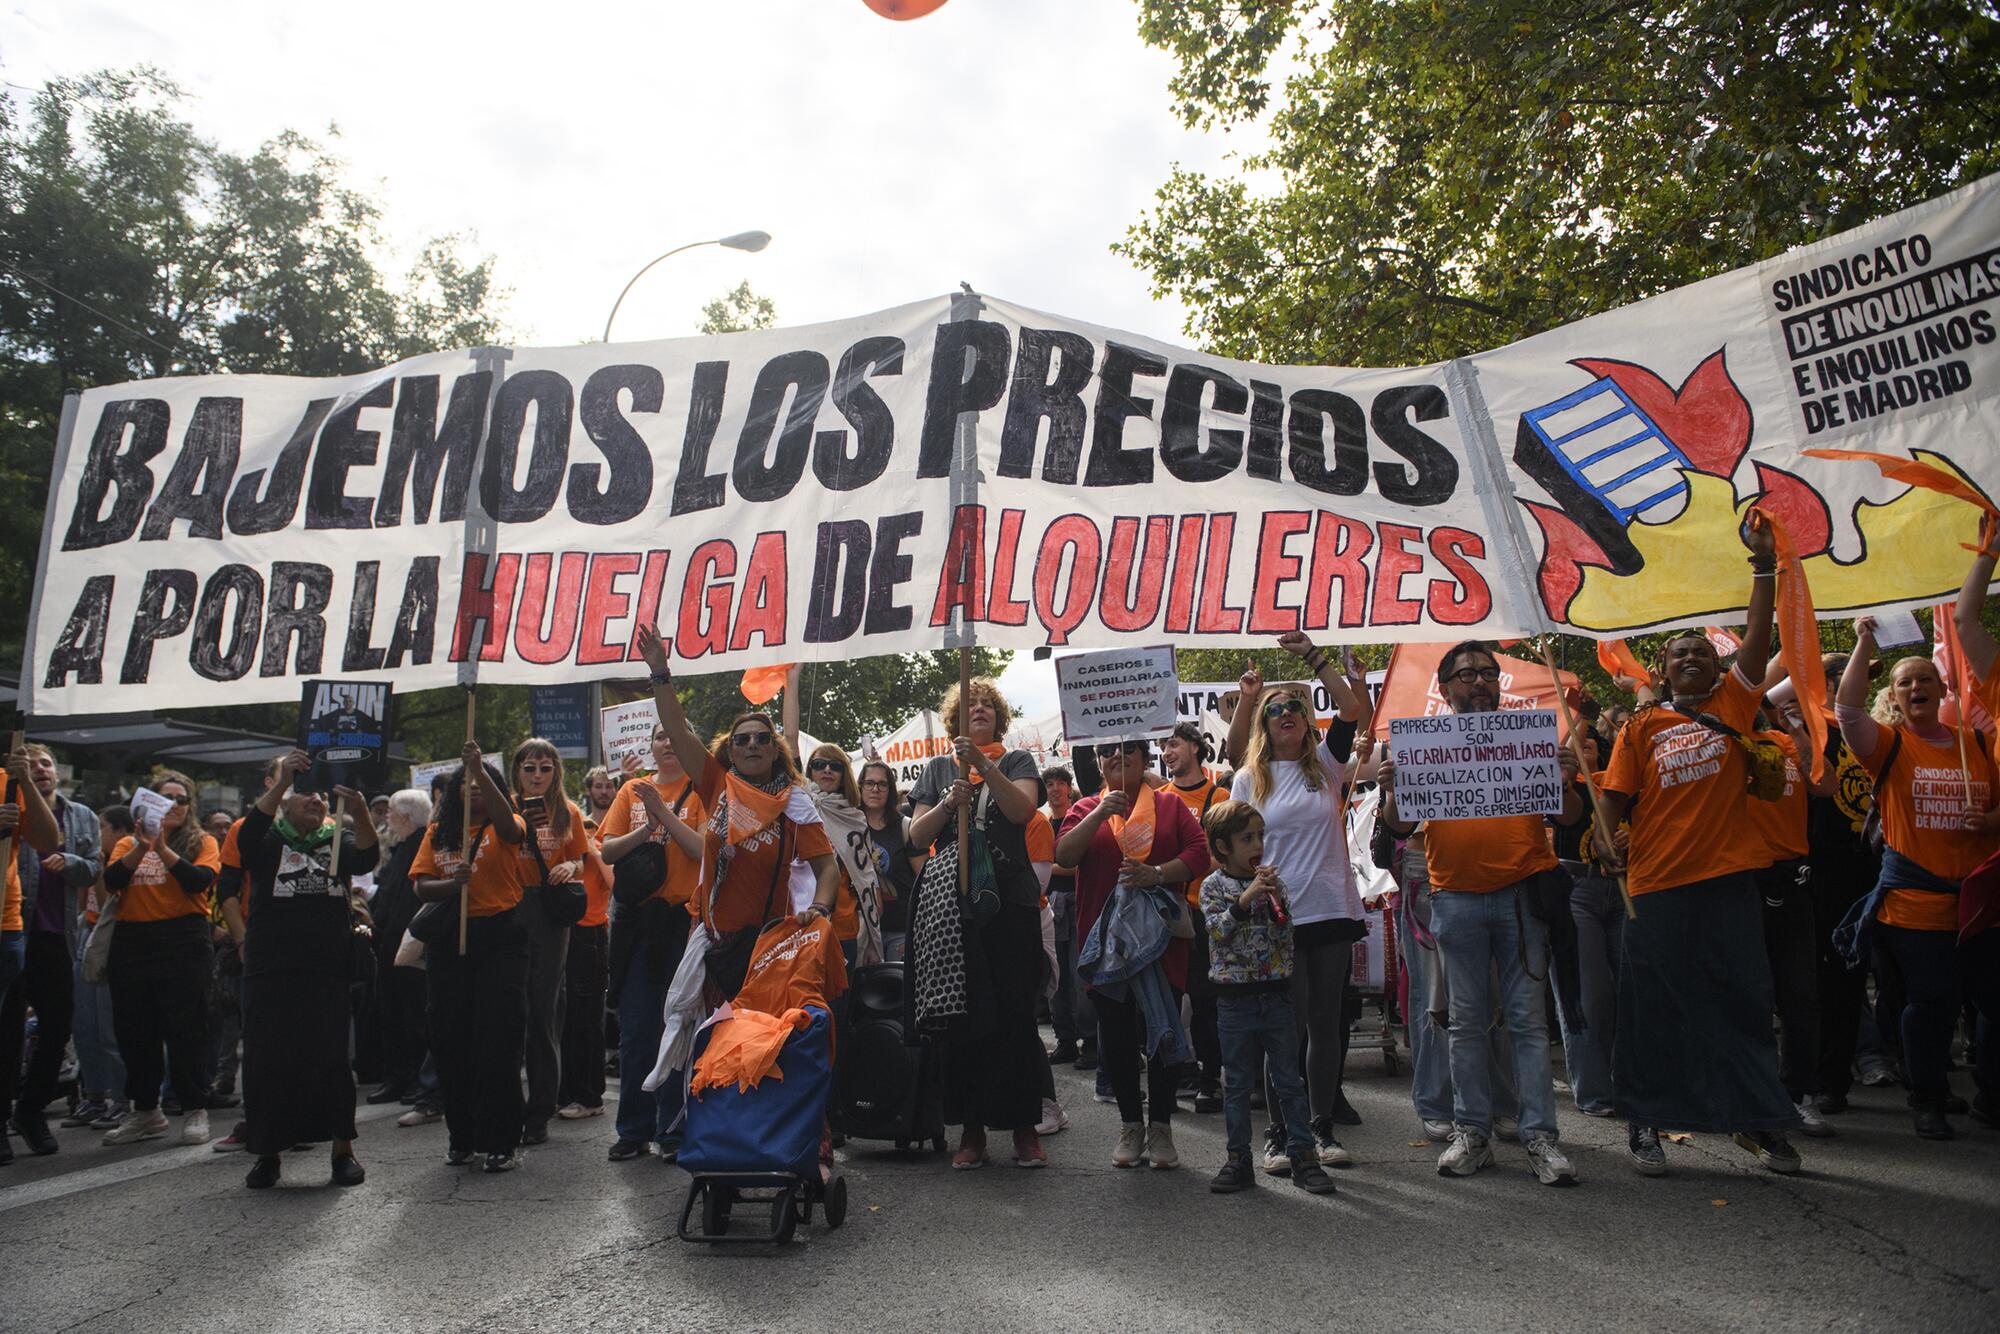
693, 767, 832, 935
1423, 814, 1559, 892
1866, 722, 1997, 932
580, 815, 611, 928
598, 775, 706, 910
1603, 668, 1767, 896
1744, 733, 1810, 865
514, 798, 589, 899
110, 834, 223, 922
410, 815, 530, 918
1165, 779, 1224, 906
1025, 809, 1054, 911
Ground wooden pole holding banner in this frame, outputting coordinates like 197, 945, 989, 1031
1538, 642, 1636, 921
945, 284, 982, 899
460, 689, 476, 956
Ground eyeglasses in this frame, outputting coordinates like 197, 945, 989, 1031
1263, 699, 1307, 719
518, 762, 557, 774
1447, 666, 1502, 684
860, 778, 890, 790
807, 758, 844, 774
730, 731, 774, 748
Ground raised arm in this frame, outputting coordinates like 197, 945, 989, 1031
1835, 617, 1885, 761
463, 740, 522, 845
781, 663, 803, 756
1276, 630, 1363, 721
1955, 513, 2000, 680
1224, 660, 1263, 768
635, 624, 715, 786
1737, 516, 1778, 684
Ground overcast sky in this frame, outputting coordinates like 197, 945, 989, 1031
5, 0, 1265, 720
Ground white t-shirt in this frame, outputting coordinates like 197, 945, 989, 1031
1230, 760, 1360, 925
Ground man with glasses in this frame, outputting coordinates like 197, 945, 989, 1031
1378, 642, 1584, 1187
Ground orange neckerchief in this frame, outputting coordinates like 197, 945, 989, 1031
961, 741, 1007, 786
719, 771, 791, 848
1107, 783, 1158, 862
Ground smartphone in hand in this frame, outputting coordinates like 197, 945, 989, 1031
518, 795, 549, 829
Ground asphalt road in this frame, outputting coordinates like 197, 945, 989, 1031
3, 1038, 1996, 1334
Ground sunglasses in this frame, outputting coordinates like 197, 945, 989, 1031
517, 762, 558, 774
1263, 699, 1307, 719
807, 758, 844, 774
1096, 741, 1148, 759
730, 731, 774, 748
167, 794, 191, 805
1447, 666, 1502, 685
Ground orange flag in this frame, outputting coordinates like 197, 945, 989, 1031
1596, 638, 1649, 685
1750, 507, 1827, 782
1802, 448, 2000, 552
1704, 626, 1743, 656
739, 663, 795, 706
1933, 603, 1993, 732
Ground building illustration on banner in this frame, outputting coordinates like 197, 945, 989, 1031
1514, 348, 1991, 633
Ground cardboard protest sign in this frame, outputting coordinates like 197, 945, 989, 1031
24, 175, 2000, 714
296, 679, 391, 792
1056, 645, 1177, 745
1388, 710, 1565, 821
599, 699, 657, 770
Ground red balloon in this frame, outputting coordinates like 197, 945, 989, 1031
862, 0, 949, 18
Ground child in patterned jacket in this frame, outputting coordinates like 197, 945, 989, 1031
1199, 800, 1334, 1196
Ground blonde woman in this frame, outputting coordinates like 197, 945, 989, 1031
1225, 632, 1368, 1175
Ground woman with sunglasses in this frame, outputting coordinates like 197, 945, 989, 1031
858, 762, 924, 963
231, 748, 378, 1189
1225, 632, 1369, 1175
596, 722, 705, 1163
906, 676, 1049, 1169
508, 739, 589, 1146
411, 744, 530, 1173
634, 627, 839, 1013
100, 769, 221, 1149
782, 669, 882, 967
1055, 737, 1210, 1168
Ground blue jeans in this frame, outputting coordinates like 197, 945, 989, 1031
1401, 859, 1519, 1126
72, 956, 125, 1097
615, 941, 681, 1148
1429, 885, 1559, 1140
1556, 867, 1623, 1113
1217, 990, 1314, 1159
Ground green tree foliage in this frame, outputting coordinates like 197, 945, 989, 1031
698, 280, 777, 335
1121, 1, 2000, 366
0, 67, 507, 665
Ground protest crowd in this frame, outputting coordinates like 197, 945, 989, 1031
3, 515, 1998, 1210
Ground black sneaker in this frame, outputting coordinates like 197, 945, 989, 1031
1628, 1124, 1667, 1177
1049, 1040, 1078, 1065
1193, 1087, 1223, 1114
1326, 1091, 1362, 1126
1290, 1155, 1337, 1195
366, 1083, 408, 1105
484, 1150, 522, 1173
445, 1148, 476, 1167
11, 1111, 58, 1156
1817, 1093, 1850, 1115
519, 1123, 549, 1146
206, 1091, 241, 1110
1731, 1129, 1803, 1172
1209, 1151, 1255, 1193
607, 1139, 650, 1162
330, 1153, 366, 1187
1074, 1044, 1099, 1072
245, 1156, 281, 1189
657, 1142, 681, 1165
1913, 1102, 1955, 1140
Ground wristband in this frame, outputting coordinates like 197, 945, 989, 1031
649, 671, 673, 685
1748, 555, 1777, 574
806, 901, 831, 919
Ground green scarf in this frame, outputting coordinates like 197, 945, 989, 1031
275, 815, 338, 855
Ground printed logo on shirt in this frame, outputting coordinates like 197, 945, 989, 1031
1911, 764, 1990, 830
273, 845, 336, 898
1653, 721, 1728, 789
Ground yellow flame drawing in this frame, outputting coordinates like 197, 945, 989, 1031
1566, 452, 1981, 632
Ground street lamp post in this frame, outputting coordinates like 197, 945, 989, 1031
600, 229, 771, 343
592, 228, 770, 765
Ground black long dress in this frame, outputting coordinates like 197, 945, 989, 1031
230, 807, 374, 1157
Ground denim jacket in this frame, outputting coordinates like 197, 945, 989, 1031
14, 794, 101, 956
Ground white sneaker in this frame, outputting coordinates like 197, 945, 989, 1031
1421, 1118, 1454, 1142
1145, 1122, 1179, 1170
1035, 1098, 1069, 1137
102, 1107, 169, 1146
1525, 1135, 1578, 1187
1260, 1141, 1292, 1177
1795, 1097, 1834, 1138
1493, 1116, 1520, 1142
1112, 1122, 1145, 1168
181, 1110, 210, 1145
1437, 1128, 1493, 1177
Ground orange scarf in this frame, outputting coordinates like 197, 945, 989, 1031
1751, 505, 1828, 783
963, 741, 1007, 786
1107, 783, 1158, 863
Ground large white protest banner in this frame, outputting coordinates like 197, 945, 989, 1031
1388, 710, 1565, 821
23, 175, 2000, 713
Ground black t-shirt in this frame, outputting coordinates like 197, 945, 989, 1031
231, 806, 372, 978
1550, 781, 1595, 862
1806, 727, 1880, 897
866, 815, 919, 934
909, 749, 1043, 908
